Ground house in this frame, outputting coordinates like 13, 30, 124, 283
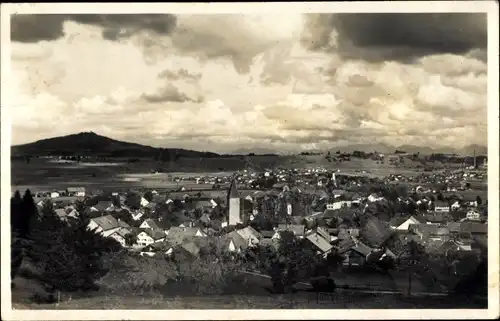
306, 233, 333, 257
140, 242, 170, 257
338, 238, 373, 267
390, 215, 426, 231
221, 231, 248, 253
326, 200, 352, 211
195, 200, 215, 212
425, 213, 447, 225
108, 227, 133, 247
166, 226, 207, 246
409, 224, 450, 242
260, 230, 275, 239
66, 187, 86, 197
131, 210, 145, 221
331, 189, 346, 199
199, 213, 211, 225
91, 201, 114, 212
235, 226, 261, 246
50, 191, 60, 199
461, 195, 479, 207
450, 200, 461, 210
140, 218, 161, 230
277, 224, 306, 238
434, 201, 450, 213
368, 193, 384, 203
136, 229, 166, 247
465, 210, 481, 221
174, 241, 202, 260
140, 197, 150, 207
88, 215, 130, 237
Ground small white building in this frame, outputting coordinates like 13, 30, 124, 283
50, 192, 60, 199
326, 200, 352, 211
140, 197, 150, 207
466, 210, 481, 221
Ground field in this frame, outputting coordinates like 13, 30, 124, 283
12, 272, 487, 310
11, 155, 436, 194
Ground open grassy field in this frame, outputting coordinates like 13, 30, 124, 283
12, 290, 486, 310
11, 155, 431, 193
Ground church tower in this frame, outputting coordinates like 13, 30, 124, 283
228, 178, 241, 226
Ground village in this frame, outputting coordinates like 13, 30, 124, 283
27, 157, 488, 295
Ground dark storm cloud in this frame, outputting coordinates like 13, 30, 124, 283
11, 14, 65, 43
11, 14, 177, 43
70, 14, 177, 40
302, 13, 487, 62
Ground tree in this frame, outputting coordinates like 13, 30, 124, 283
125, 192, 141, 210
143, 191, 154, 202
476, 196, 482, 205
124, 233, 136, 247
266, 231, 322, 293
11, 190, 38, 282
399, 240, 426, 297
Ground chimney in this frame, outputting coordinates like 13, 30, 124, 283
473, 149, 477, 168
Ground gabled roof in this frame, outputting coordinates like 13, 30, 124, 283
180, 241, 201, 257
143, 228, 166, 240
236, 226, 261, 241
411, 224, 450, 237
434, 201, 449, 207
93, 201, 113, 212
141, 218, 160, 230
337, 237, 372, 257
90, 214, 119, 231
277, 224, 305, 236
260, 230, 275, 238
223, 230, 248, 250
110, 227, 132, 238
306, 233, 333, 253
360, 217, 394, 248
67, 187, 85, 192
167, 227, 205, 243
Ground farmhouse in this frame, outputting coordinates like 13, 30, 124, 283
108, 227, 133, 247
88, 215, 131, 237
326, 200, 352, 211
136, 229, 166, 247
434, 201, 450, 213
66, 187, 86, 197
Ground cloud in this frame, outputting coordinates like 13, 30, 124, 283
302, 13, 487, 63
11, 14, 65, 43
9, 13, 488, 153
141, 83, 203, 103
11, 14, 177, 43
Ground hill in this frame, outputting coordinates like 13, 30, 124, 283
11, 132, 220, 159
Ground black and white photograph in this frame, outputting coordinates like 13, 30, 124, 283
1, 2, 499, 320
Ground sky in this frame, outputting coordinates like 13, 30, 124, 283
9, 13, 488, 154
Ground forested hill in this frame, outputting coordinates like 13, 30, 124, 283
11, 132, 220, 158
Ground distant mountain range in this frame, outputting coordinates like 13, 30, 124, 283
331, 143, 487, 156
11, 132, 487, 157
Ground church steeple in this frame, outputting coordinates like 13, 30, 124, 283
227, 176, 241, 226
228, 178, 238, 199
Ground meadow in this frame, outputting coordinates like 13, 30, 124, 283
11, 155, 431, 194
